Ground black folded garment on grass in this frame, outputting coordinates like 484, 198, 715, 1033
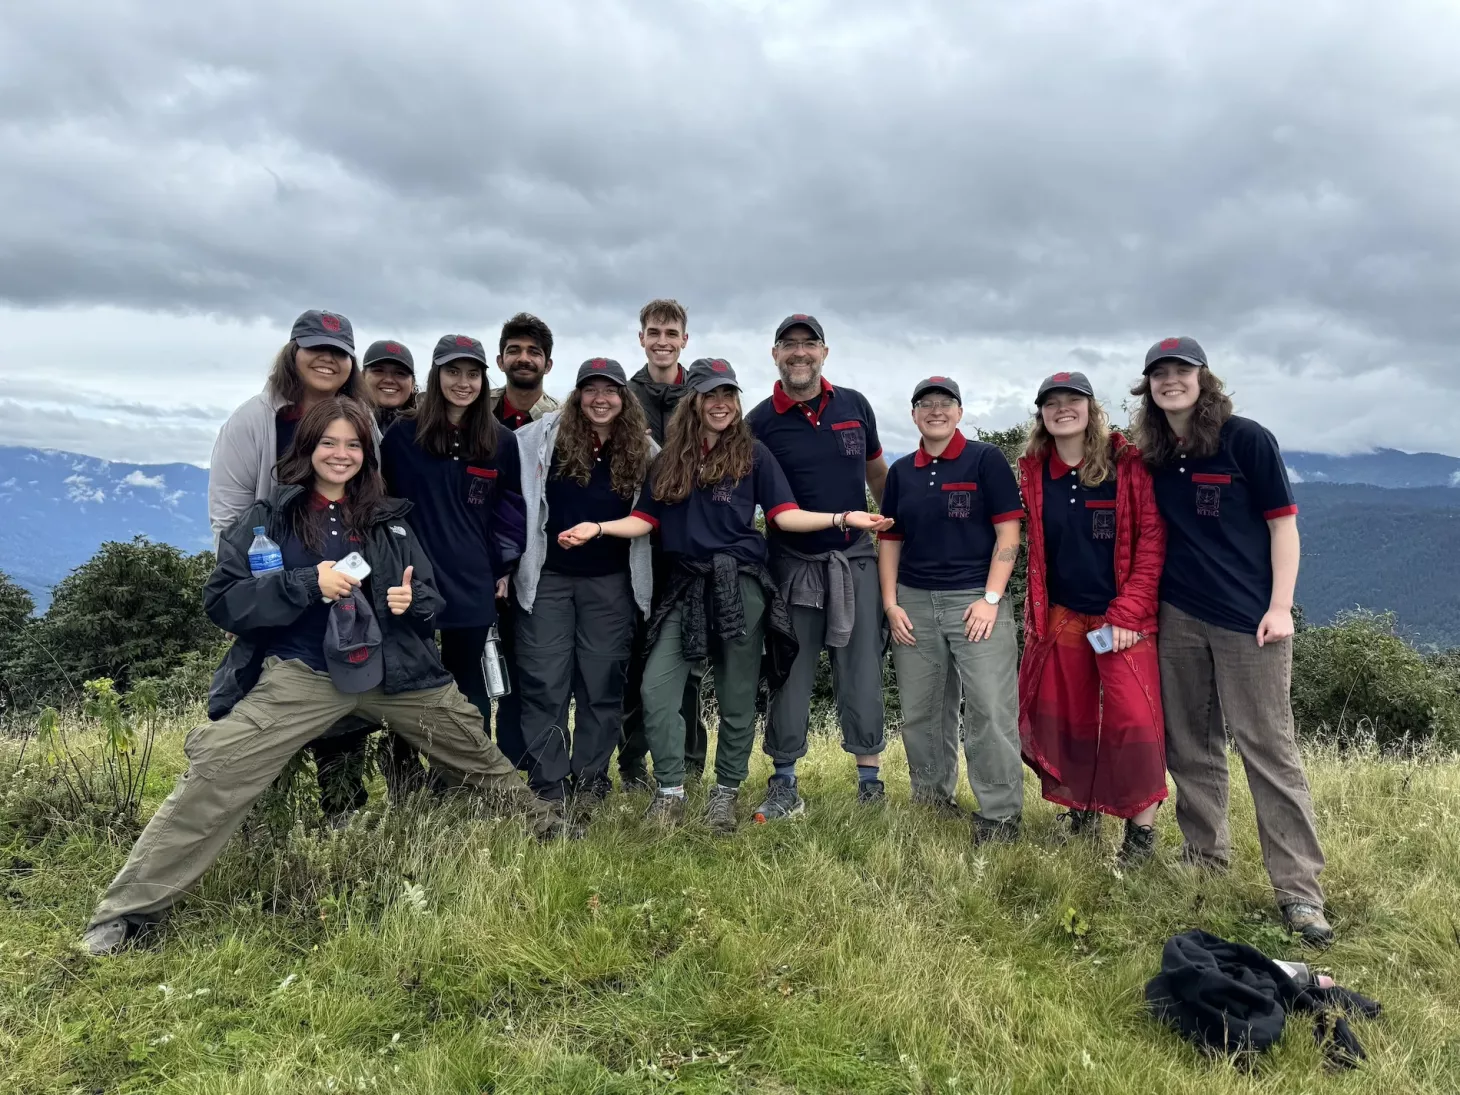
1145, 929, 1382, 1069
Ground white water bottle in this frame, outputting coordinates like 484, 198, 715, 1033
247, 527, 283, 574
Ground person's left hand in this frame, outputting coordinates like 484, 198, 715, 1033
387, 566, 414, 616
557, 522, 601, 549
495, 576, 510, 600
1111, 625, 1143, 652
963, 598, 1000, 642
1256, 606, 1294, 647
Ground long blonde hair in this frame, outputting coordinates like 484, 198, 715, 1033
1024, 394, 1115, 487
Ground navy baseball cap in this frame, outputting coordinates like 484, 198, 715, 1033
363, 339, 415, 372
575, 357, 628, 387
911, 376, 962, 405
685, 358, 741, 394
1144, 335, 1207, 374
323, 589, 383, 694
1035, 370, 1096, 405
433, 334, 488, 367
291, 310, 355, 355
774, 314, 826, 342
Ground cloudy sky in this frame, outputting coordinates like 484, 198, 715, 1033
2, 0, 1457, 465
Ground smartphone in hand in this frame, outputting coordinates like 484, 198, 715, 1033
1086, 624, 1114, 654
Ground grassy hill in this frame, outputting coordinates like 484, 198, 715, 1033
4, 723, 1459, 1093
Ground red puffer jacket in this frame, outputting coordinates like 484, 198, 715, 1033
1019, 432, 1166, 644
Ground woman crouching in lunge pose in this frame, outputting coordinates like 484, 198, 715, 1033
82, 397, 564, 957
513, 359, 655, 821
557, 359, 891, 832
879, 377, 1026, 846
1017, 371, 1168, 866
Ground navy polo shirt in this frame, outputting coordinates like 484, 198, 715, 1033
380, 418, 522, 629
543, 441, 633, 577
632, 439, 798, 566
1041, 454, 1118, 616
746, 379, 883, 555
879, 430, 1024, 591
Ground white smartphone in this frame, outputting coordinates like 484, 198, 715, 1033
333, 552, 372, 582
1086, 624, 1114, 654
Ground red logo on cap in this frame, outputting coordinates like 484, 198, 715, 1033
385, 342, 402, 354
928, 375, 948, 382
591, 358, 606, 369
321, 314, 342, 333
455, 335, 474, 348
792, 313, 809, 320
711, 360, 729, 373
1160, 337, 1181, 350
1051, 371, 1072, 382
347, 648, 369, 664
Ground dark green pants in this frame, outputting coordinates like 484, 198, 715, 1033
641, 575, 765, 788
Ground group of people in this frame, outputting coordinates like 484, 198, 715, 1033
81, 302, 1334, 956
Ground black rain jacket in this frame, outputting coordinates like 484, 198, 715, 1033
628, 365, 690, 445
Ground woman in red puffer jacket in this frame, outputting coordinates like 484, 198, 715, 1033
1018, 371, 1168, 866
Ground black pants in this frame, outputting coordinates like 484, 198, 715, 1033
516, 570, 636, 800
440, 625, 493, 737
619, 616, 707, 781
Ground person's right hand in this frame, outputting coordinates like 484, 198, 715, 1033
316, 561, 360, 601
886, 604, 916, 646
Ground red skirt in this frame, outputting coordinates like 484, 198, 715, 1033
1019, 604, 1168, 818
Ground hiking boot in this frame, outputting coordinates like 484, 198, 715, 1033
1055, 809, 1100, 843
80, 917, 133, 957
753, 778, 806, 824
856, 779, 886, 805
912, 793, 963, 819
643, 792, 687, 830
569, 780, 610, 825
532, 799, 585, 842
1178, 846, 1231, 874
1118, 820, 1158, 867
1281, 903, 1335, 948
971, 813, 1021, 846
705, 784, 740, 833
619, 764, 652, 792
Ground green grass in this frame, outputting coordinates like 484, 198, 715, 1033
4, 719, 1460, 1094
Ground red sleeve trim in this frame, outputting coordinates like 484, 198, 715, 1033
867, 447, 883, 462
765, 502, 800, 521
630, 509, 660, 529
990, 509, 1025, 525
877, 532, 904, 541
1263, 504, 1299, 519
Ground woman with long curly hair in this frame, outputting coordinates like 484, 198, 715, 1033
512, 359, 656, 817
557, 359, 890, 833
83, 397, 565, 956
1132, 336, 1330, 946
1017, 371, 1167, 866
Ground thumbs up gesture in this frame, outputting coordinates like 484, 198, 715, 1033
387, 565, 414, 616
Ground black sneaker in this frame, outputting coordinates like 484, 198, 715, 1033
971, 813, 1021, 846
753, 778, 806, 824
1281, 902, 1335, 948
705, 784, 740, 833
1055, 809, 1100, 843
643, 792, 687, 830
856, 779, 886, 805
619, 764, 652, 792
1118, 820, 1157, 866
912, 793, 963, 819
570, 778, 611, 824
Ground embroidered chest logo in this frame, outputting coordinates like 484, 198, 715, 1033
832, 422, 865, 457
1091, 510, 1116, 539
711, 480, 736, 504
946, 490, 973, 519
1195, 484, 1221, 517
468, 478, 487, 505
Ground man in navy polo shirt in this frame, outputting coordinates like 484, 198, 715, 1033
745, 313, 891, 819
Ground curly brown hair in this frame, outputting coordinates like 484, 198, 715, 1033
651, 390, 754, 504
553, 385, 652, 498
266, 341, 362, 406
274, 396, 386, 553
1025, 394, 1115, 488
1129, 366, 1233, 466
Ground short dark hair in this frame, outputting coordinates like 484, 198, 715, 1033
498, 312, 553, 359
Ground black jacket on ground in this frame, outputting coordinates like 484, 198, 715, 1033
645, 553, 799, 696
628, 365, 689, 445
206, 485, 451, 719
1145, 930, 1380, 1069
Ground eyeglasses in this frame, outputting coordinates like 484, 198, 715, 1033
775, 339, 824, 350
913, 398, 958, 412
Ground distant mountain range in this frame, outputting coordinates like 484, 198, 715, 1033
2, 443, 1457, 645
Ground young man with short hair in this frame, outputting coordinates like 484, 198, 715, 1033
619, 298, 707, 786
493, 313, 560, 429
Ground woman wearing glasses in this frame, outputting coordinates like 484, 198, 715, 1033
878, 377, 1026, 845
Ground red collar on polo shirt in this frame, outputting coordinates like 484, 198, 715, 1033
771, 377, 835, 414
913, 428, 968, 467
1048, 450, 1084, 479
309, 491, 339, 511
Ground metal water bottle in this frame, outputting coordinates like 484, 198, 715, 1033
247, 527, 283, 574
481, 624, 510, 698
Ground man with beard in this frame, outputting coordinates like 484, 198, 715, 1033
489, 313, 560, 769
492, 312, 560, 429
618, 299, 708, 788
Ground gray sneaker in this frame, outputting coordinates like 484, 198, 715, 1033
1281, 902, 1335, 948
753, 778, 806, 824
643, 792, 687, 830
80, 917, 132, 957
705, 784, 740, 833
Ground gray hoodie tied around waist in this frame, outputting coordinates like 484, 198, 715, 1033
512, 410, 657, 617
769, 536, 875, 649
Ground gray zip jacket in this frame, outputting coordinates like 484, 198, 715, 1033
513, 410, 657, 617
